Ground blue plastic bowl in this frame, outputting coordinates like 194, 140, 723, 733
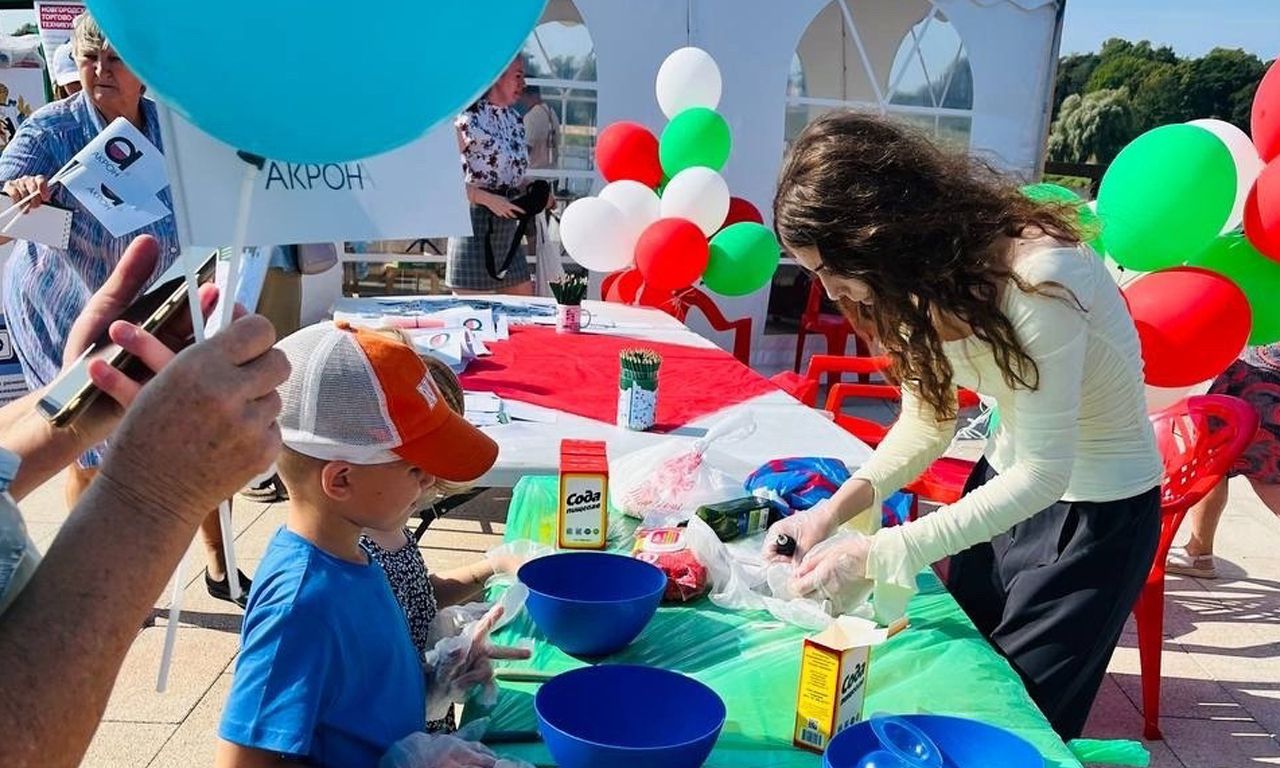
535, 664, 726, 768
823, 715, 1042, 768
518, 552, 666, 656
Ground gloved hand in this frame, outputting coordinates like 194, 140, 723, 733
379, 730, 533, 768
761, 503, 841, 564
424, 603, 532, 722
788, 532, 875, 616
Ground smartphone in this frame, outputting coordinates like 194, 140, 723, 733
38, 249, 220, 427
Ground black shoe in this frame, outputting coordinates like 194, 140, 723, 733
239, 474, 289, 503
206, 569, 252, 609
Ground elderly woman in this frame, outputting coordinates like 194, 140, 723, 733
0, 13, 249, 606
447, 56, 551, 295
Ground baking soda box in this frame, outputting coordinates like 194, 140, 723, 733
558, 439, 608, 550
793, 616, 894, 753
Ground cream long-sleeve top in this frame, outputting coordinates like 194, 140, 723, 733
853, 239, 1163, 619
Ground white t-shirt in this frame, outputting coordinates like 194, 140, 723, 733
852, 239, 1163, 618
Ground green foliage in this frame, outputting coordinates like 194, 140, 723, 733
1050, 38, 1271, 163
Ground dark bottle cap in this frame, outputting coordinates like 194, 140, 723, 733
775, 533, 797, 557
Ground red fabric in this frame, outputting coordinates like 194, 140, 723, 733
459, 326, 778, 431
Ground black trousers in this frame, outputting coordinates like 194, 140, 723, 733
946, 458, 1160, 739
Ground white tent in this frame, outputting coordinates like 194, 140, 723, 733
528, 0, 1064, 369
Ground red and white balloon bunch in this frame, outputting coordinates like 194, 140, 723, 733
559, 47, 780, 306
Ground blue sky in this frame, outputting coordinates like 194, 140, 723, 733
1060, 0, 1279, 58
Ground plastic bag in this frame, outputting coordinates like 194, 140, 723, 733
683, 514, 873, 630
610, 414, 757, 522
632, 527, 709, 602
379, 729, 535, 768
745, 457, 851, 515
423, 587, 530, 721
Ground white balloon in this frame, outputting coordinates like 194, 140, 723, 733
1189, 118, 1266, 233
599, 180, 661, 239
558, 197, 636, 273
1106, 253, 1146, 288
1145, 380, 1212, 413
659, 167, 731, 236
655, 46, 722, 119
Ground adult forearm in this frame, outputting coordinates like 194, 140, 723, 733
0, 472, 205, 767
0, 405, 107, 502
431, 560, 493, 608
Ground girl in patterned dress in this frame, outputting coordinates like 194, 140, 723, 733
360, 339, 526, 731
1168, 343, 1280, 578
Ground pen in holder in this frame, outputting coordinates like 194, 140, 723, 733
617, 348, 661, 431
549, 274, 591, 334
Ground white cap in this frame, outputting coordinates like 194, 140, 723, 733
51, 42, 78, 87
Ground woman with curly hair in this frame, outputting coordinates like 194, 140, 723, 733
764, 111, 1162, 738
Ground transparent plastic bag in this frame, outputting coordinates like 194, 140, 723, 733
423, 586, 531, 721
379, 728, 535, 768
683, 514, 873, 631
610, 414, 757, 521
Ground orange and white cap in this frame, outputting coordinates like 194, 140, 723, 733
276, 322, 498, 482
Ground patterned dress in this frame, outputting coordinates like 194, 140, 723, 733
0, 93, 179, 467
1209, 343, 1280, 483
359, 528, 456, 733
446, 99, 531, 291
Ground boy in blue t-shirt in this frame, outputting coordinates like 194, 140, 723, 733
216, 323, 507, 767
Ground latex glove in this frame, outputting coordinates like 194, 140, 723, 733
379, 730, 534, 768
486, 540, 553, 581
789, 532, 875, 617
762, 504, 841, 564
423, 603, 532, 722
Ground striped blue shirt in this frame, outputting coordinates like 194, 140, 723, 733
0, 93, 179, 467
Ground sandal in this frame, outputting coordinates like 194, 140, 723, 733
1166, 546, 1217, 579
206, 568, 253, 609
239, 473, 289, 503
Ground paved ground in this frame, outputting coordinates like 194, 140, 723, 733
22, 451, 1280, 767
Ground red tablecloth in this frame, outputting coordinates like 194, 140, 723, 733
459, 326, 778, 431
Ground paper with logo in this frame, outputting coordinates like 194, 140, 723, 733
157, 103, 470, 248
60, 168, 170, 238
67, 116, 169, 201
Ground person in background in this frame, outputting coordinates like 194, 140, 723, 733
1167, 343, 1280, 578
447, 57, 551, 296
0, 235, 288, 768
50, 41, 81, 99
519, 85, 558, 171
0, 12, 249, 607
766, 112, 1162, 739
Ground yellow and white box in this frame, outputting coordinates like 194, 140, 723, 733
793, 616, 894, 753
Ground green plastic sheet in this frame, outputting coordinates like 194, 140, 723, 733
468, 476, 1085, 768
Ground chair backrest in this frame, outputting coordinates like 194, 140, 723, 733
679, 287, 752, 365
1150, 394, 1259, 513
802, 278, 824, 325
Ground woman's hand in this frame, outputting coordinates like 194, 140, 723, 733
3, 174, 50, 212
762, 504, 842, 564
477, 190, 524, 219
789, 533, 874, 614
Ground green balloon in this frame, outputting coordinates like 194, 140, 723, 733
1021, 182, 1105, 255
1189, 232, 1280, 344
704, 222, 780, 296
659, 107, 731, 176
1096, 124, 1235, 272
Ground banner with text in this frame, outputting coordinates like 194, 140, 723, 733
157, 104, 471, 248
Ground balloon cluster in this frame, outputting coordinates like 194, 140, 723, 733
1033, 63, 1280, 393
559, 47, 781, 305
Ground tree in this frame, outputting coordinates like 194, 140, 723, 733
12, 23, 36, 36
1130, 62, 1187, 132
1047, 88, 1135, 164
1180, 48, 1266, 130
1054, 53, 1099, 115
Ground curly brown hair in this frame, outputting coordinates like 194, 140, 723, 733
774, 111, 1085, 418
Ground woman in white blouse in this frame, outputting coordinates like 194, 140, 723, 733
767, 112, 1162, 739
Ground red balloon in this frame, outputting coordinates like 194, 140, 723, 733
720, 196, 764, 231
1125, 267, 1252, 388
634, 218, 710, 292
603, 268, 678, 311
1244, 158, 1280, 262
1253, 61, 1280, 162
596, 122, 662, 187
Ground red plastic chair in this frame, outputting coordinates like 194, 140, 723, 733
777, 354, 980, 515
795, 278, 870, 384
600, 274, 753, 366
1135, 394, 1258, 740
